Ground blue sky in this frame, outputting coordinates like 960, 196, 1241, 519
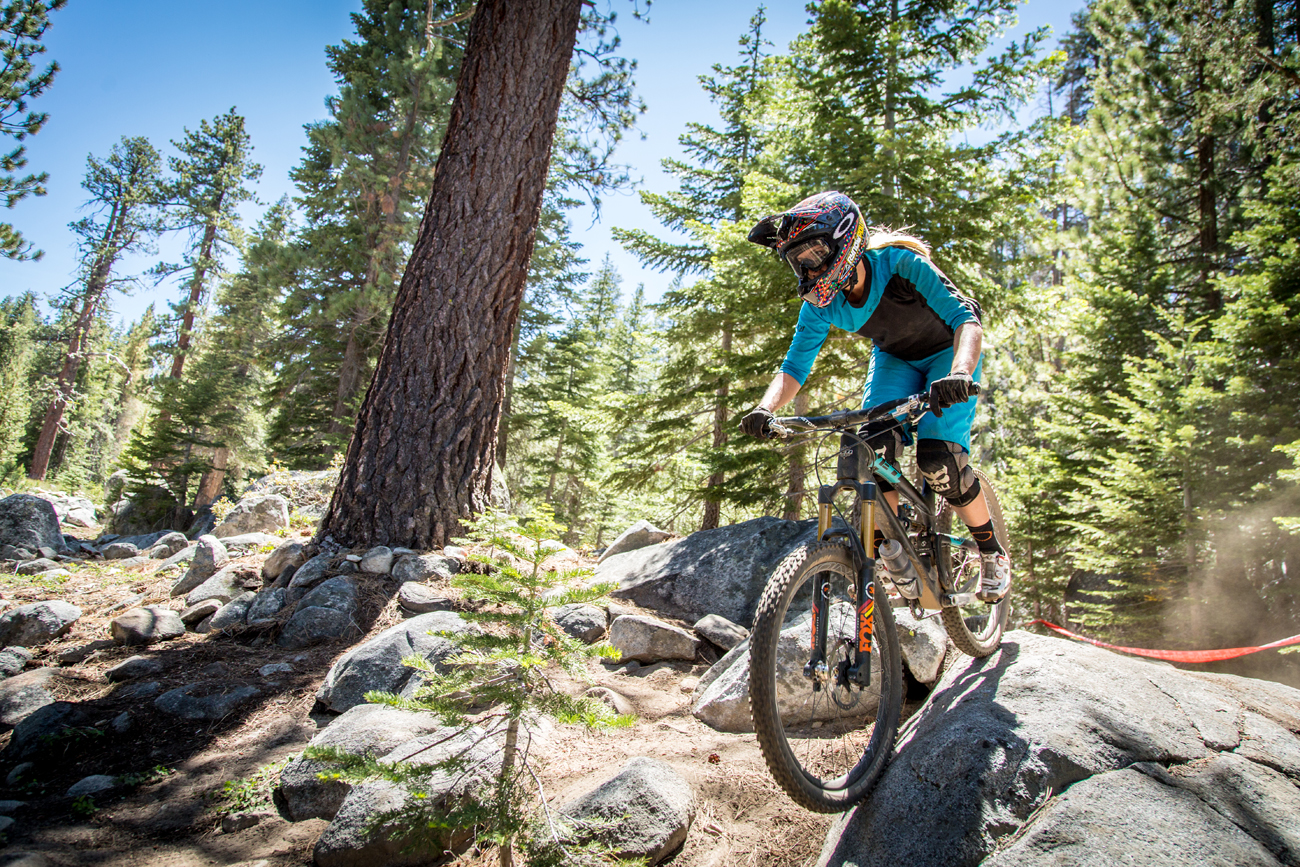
0, 0, 1085, 327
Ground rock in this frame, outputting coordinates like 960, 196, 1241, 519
66, 774, 118, 798
609, 614, 698, 664
285, 552, 332, 595
179, 598, 223, 627
0, 601, 82, 647
244, 467, 336, 517
6, 763, 34, 786
442, 545, 468, 567
0, 544, 34, 561
278, 704, 446, 821
552, 757, 696, 865
0, 799, 25, 812
816, 631, 1300, 867
893, 607, 947, 683
693, 614, 749, 651
597, 519, 674, 564
219, 532, 281, 552
105, 655, 166, 682
598, 517, 818, 628
315, 611, 472, 713
65, 506, 98, 527
147, 531, 189, 558
171, 535, 229, 596
258, 662, 293, 677
691, 605, 880, 734
246, 588, 287, 624
261, 540, 305, 581
0, 646, 33, 677
110, 606, 187, 646
184, 564, 251, 608
14, 557, 60, 575
157, 543, 199, 570
680, 676, 700, 693
0, 668, 56, 726
110, 711, 132, 733
585, 686, 635, 716
3, 701, 91, 760
275, 607, 359, 650
212, 494, 290, 538
275, 578, 360, 648
201, 661, 231, 678
312, 725, 498, 866
295, 576, 358, 613
550, 603, 608, 643
208, 592, 257, 631
154, 680, 260, 720
391, 553, 457, 583
102, 541, 140, 560
358, 546, 393, 574
117, 681, 162, 699
397, 583, 453, 614
56, 640, 114, 665
0, 494, 64, 553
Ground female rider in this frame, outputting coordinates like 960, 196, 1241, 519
740, 190, 1010, 603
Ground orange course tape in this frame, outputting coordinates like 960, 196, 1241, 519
1030, 620, 1300, 664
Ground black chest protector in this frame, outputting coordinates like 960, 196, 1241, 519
852, 257, 983, 361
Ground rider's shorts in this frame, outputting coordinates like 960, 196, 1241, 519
861, 345, 982, 451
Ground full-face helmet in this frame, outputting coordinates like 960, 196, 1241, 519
748, 191, 865, 307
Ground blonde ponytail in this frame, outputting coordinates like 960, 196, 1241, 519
865, 227, 931, 260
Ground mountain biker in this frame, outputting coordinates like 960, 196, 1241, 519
740, 190, 1010, 603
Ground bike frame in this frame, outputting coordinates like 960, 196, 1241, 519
774, 395, 977, 692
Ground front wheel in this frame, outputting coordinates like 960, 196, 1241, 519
749, 541, 903, 813
938, 469, 1011, 657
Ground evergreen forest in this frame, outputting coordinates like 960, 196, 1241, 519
3, 0, 1299, 656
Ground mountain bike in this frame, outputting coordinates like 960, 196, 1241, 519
748, 390, 1011, 812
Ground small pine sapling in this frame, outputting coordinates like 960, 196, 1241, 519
306, 506, 636, 867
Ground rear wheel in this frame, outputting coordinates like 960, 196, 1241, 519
749, 541, 903, 813
938, 470, 1011, 657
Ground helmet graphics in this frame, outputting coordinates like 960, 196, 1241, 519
748, 191, 865, 307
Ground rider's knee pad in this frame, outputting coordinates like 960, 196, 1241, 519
916, 439, 980, 507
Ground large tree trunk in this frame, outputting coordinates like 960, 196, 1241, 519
318, 0, 584, 550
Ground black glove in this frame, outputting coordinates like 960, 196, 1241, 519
740, 407, 775, 439
928, 373, 975, 417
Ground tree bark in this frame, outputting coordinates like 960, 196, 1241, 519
193, 445, 229, 510
318, 0, 584, 550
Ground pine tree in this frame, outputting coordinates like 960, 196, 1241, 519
268, 0, 465, 465
0, 292, 39, 479
28, 136, 164, 480
123, 202, 295, 513
0, 0, 63, 261
156, 108, 261, 385
613, 9, 789, 531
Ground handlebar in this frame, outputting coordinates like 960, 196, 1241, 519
767, 383, 980, 439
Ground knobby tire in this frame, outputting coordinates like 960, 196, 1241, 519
749, 541, 903, 813
938, 469, 1011, 657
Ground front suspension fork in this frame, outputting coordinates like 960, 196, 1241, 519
808, 479, 877, 689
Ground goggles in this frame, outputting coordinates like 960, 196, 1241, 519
781, 236, 836, 281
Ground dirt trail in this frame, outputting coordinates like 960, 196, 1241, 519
0, 540, 835, 867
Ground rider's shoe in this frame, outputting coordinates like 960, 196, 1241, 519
977, 551, 1011, 603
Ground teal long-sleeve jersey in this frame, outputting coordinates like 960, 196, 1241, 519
780, 245, 981, 385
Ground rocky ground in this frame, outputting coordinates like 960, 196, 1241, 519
4, 488, 1298, 867
0, 493, 846, 867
